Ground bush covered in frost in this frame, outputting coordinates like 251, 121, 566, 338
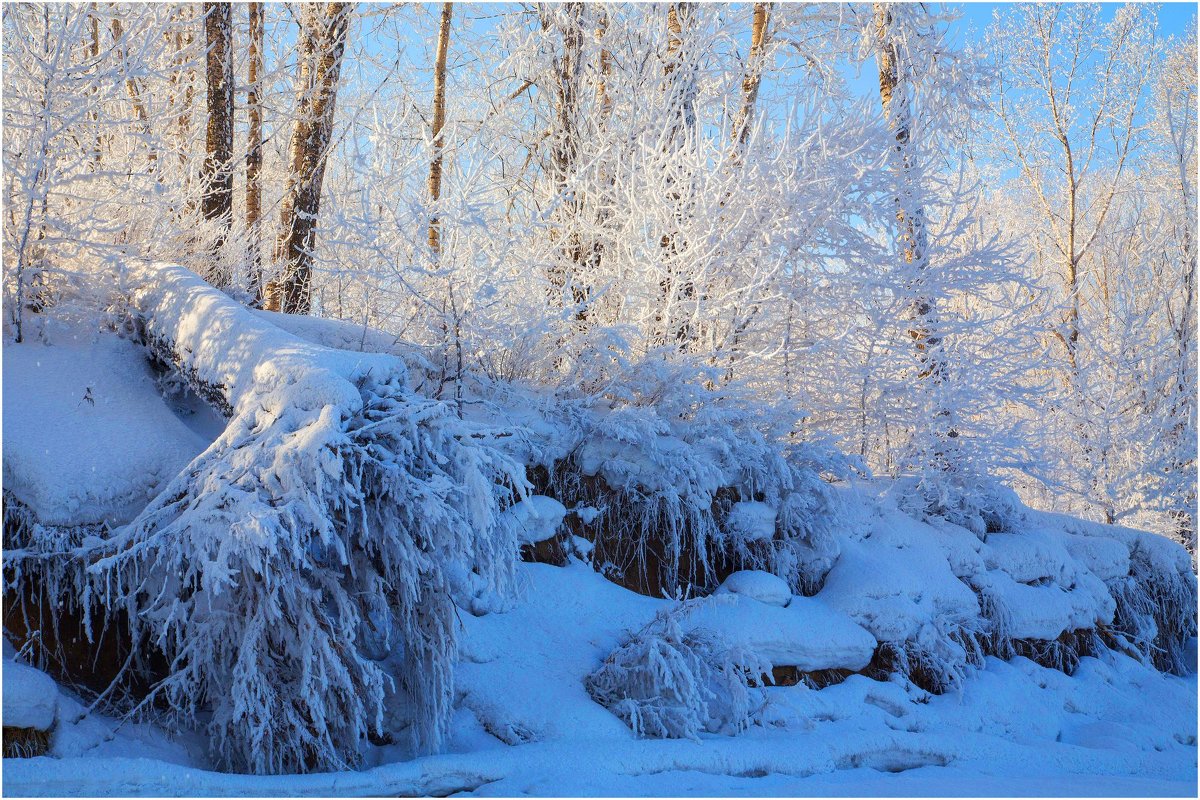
536, 370, 848, 597
585, 603, 771, 740
33, 264, 531, 775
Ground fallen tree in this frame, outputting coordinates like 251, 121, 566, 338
57, 263, 528, 774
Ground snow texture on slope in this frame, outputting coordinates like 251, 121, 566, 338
2, 331, 216, 526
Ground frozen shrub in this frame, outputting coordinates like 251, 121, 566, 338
585, 603, 771, 740
867, 615, 986, 695
541, 378, 847, 597
53, 264, 531, 775
88, 373, 525, 774
896, 469, 1025, 540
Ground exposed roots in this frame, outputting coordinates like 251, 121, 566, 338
864, 617, 986, 695
1110, 544, 1198, 675
2, 726, 51, 759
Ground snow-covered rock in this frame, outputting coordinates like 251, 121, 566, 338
1059, 531, 1131, 583
714, 570, 792, 607
978, 570, 1116, 641
2, 661, 58, 731
818, 534, 980, 644
982, 530, 1077, 586
505, 496, 568, 545
681, 593, 876, 671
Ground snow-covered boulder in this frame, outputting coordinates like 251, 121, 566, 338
681, 593, 876, 672
978, 570, 1115, 642
818, 536, 980, 645
714, 570, 791, 607
2, 661, 58, 731
982, 530, 1077, 586
505, 496, 568, 545
1059, 532, 1130, 583
2, 333, 216, 527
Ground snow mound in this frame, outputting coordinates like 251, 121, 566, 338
681, 593, 876, 671
2, 332, 215, 526
505, 496, 568, 545
2, 660, 58, 730
818, 532, 980, 644
714, 570, 792, 607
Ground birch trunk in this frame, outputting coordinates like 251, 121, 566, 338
427, 2, 452, 255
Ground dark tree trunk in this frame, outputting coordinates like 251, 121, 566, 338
275, 3, 351, 315
246, 1, 264, 303
202, 2, 234, 266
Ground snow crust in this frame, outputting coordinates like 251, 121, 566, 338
2, 332, 215, 526
714, 570, 792, 607
2, 660, 58, 730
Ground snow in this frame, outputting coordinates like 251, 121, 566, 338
504, 495, 567, 545
982, 529, 1077, 585
724, 501, 777, 541
715, 569, 792, 607
681, 593, 876, 671
253, 309, 402, 357
818, 528, 980, 644
125, 262, 402, 416
2, 660, 57, 730
4, 574, 1195, 796
976, 569, 1115, 641
2, 330, 218, 526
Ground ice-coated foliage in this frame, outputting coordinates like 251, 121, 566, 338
1119, 542, 1198, 675
537, 369, 846, 598
70, 264, 527, 774
585, 602, 771, 740
896, 468, 1027, 540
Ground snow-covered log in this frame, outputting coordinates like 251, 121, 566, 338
79, 263, 525, 774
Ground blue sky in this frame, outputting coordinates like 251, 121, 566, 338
836, 1, 1198, 99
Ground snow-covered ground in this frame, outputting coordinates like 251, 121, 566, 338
2, 280, 1196, 796
3, 559, 1196, 796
